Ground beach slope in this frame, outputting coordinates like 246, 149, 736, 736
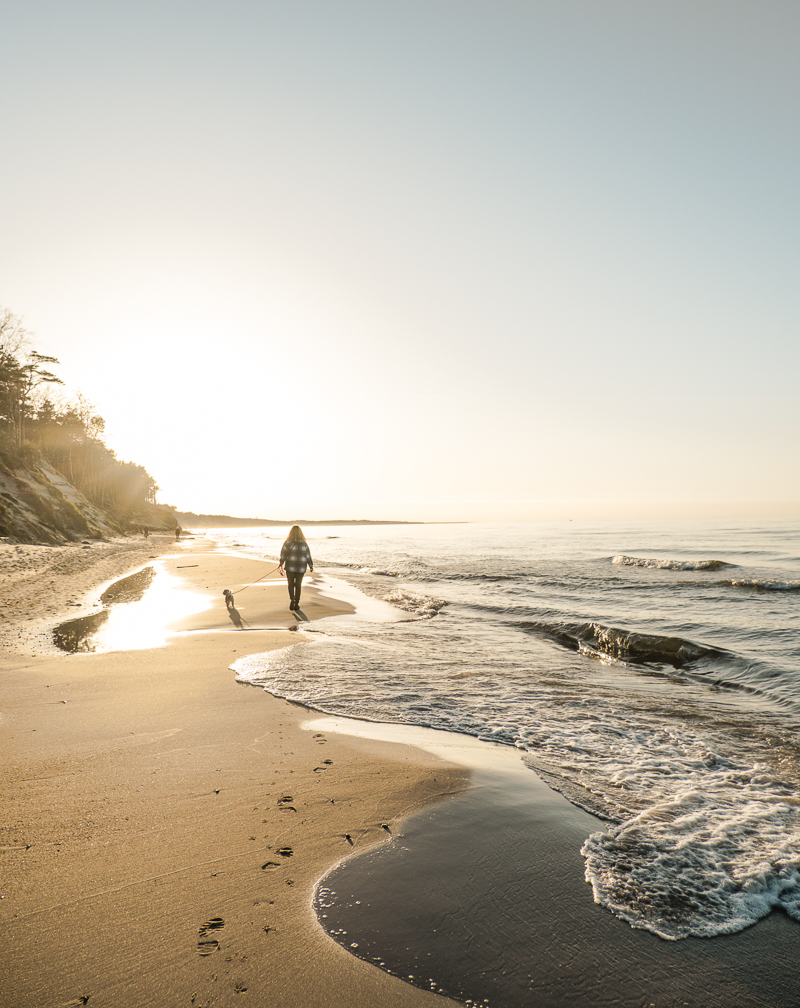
1, 543, 466, 1008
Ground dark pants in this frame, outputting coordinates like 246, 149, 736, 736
287, 571, 304, 604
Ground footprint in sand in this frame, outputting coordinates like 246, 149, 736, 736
197, 917, 225, 955
276, 847, 293, 857
261, 861, 282, 871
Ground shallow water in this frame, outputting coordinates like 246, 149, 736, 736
222, 518, 800, 943
314, 749, 800, 1008
52, 562, 211, 653
53, 567, 156, 652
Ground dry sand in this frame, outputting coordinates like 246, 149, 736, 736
1, 537, 467, 1008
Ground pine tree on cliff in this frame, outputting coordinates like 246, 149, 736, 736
1, 306, 159, 518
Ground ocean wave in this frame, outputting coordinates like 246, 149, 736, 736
721, 578, 800, 592
233, 630, 800, 940
435, 572, 536, 582
383, 589, 447, 619
324, 560, 535, 584
515, 617, 800, 938
612, 555, 733, 571
581, 776, 800, 940
516, 717, 800, 939
317, 560, 402, 577
516, 619, 728, 667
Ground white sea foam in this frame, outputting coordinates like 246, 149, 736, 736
723, 578, 800, 592
612, 555, 730, 571
517, 715, 800, 938
582, 793, 800, 940
383, 589, 446, 619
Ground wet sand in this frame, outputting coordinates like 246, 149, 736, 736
0, 533, 182, 654
0, 538, 466, 1008
315, 724, 800, 1008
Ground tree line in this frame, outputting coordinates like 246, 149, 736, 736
0, 307, 158, 514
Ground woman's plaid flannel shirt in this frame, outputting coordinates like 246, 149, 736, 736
280, 541, 313, 574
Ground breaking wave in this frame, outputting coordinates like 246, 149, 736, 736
612, 555, 733, 571
516, 619, 729, 667
425, 572, 537, 582
721, 578, 800, 592
384, 589, 447, 619
581, 766, 800, 940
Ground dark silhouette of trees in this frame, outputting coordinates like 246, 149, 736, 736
0, 310, 63, 445
1, 307, 158, 516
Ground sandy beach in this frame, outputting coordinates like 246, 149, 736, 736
1, 536, 467, 1008
4, 532, 800, 1008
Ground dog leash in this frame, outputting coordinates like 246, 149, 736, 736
225, 563, 282, 599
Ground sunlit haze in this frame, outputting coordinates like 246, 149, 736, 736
1, 1, 798, 521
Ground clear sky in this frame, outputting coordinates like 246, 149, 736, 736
1, 0, 798, 521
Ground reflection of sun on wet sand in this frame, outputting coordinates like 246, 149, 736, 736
0, 536, 466, 1008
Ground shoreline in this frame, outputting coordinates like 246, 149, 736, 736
311, 719, 800, 1008
1, 538, 468, 1008
5, 534, 799, 1007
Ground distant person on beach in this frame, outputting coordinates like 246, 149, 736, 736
175, 527, 181, 540
278, 526, 314, 611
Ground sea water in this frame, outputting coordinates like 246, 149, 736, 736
220, 519, 800, 942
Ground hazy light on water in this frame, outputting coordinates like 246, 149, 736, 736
91, 567, 212, 651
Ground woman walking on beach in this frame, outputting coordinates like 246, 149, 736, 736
278, 525, 314, 611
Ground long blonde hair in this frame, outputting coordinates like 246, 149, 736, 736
286, 525, 306, 543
